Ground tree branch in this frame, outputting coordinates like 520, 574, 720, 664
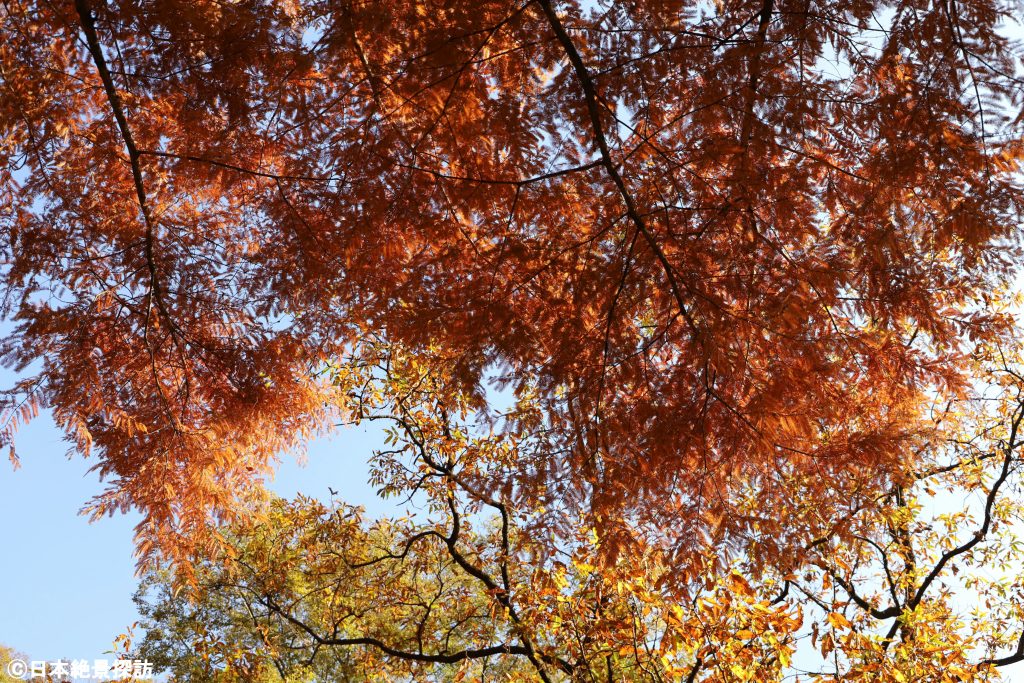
535, 0, 699, 338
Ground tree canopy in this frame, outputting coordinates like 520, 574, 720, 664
134, 343, 1024, 681
3, 0, 1024, 680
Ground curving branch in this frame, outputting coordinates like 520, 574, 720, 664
982, 630, 1024, 668
881, 396, 1024, 648
74, 0, 192, 425
535, 0, 699, 338
387, 393, 572, 681
75, 0, 171, 331
819, 564, 901, 620
256, 589, 530, 665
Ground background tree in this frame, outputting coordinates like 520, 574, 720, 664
137, 340, 1024, 681
0, 645, 28, 683
133, 564, 318, 683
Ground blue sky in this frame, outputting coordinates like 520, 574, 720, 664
0, 401, 396, 665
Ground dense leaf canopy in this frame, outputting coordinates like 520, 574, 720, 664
4, 0, 1022, 553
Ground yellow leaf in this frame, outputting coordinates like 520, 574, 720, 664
827, 611, 851, 630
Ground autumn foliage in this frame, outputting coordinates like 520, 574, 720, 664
4, 0, 1024, 679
